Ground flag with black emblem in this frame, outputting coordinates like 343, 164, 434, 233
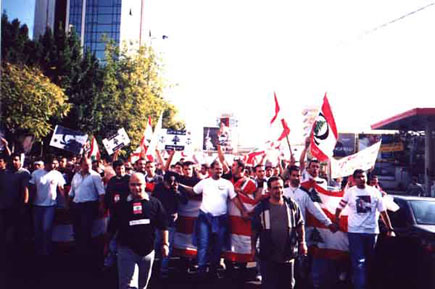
310, 93, 338, 161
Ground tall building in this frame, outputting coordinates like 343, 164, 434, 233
67, 0, 148, 60
33, 0, 68, 39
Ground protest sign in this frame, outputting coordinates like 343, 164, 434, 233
49, 125, 88, 154
331, 141, 381, 178
102, 128, 130, 155
161, 129, 192, 151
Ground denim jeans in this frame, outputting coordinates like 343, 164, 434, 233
260, 259, 294, 289
32, 205, 56, 255
348, 233, 377, 289
71, 201, 98, 255
117, 246, 154, 289
196, 210, 228, 272
154, 225, 175, 274
311, 257, 339, 289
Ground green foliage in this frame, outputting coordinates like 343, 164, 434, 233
1, 13, 36, 64
1, 13, 183, 156
0, 63, 71, 140
94, 42, 184, 154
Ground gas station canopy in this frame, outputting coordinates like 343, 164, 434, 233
371, 108, 435, 131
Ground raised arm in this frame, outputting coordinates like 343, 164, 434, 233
217, 144, 229, 173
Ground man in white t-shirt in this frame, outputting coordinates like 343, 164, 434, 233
180, 160, 248, 278
301, 159, 327, 189
335, 169, 394, 289
29, 156, 65, 255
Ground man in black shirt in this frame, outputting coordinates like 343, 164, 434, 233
105, 160, 130, 213
108, 172, 168, 289
153, 171, 187, 277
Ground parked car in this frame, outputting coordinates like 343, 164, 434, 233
375, 195, 435, 289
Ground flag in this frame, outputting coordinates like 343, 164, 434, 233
245, 148, 265, 165
310, 93, 338, 161
301, 179, 349, 260
88, 136, 101, 161
140, 116, 153, 156
224, 177, 257, 262
146, 112, 163, 161
270, 92, 290, 142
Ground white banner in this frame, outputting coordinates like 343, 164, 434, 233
102, 128, 130, 155
159, 129, 192, 151
331, 141, 381, 178
49, 125, 88, 154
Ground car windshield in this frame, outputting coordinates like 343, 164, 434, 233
409, 200, 435, 225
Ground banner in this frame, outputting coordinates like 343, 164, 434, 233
102, 128, 130, 155
331, 141, 381, 179
159, 129, 193, 151
50, 125, 88, 154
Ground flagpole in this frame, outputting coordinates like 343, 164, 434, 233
285, 135, 294, 160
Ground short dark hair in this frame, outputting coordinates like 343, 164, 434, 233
233, 159, 245, 170
183, 161, 194, 168
164, 171, 179, 183
145, 160, 154, 166
254, 165, 264, 172
210, 160, 220, 169
0, 154, 8, 162
353, 169, 365, 178
308, 159, 320, 167
112, 160, 124, 169
287, 165, 300, 175
175, 161, 183, 167
44, 155, 57, 164
11, 153, 21, 160
267, 176, 283, 188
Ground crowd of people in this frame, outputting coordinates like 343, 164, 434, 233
0, 137, 397, 289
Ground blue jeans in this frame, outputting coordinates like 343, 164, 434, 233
260, 259, 294, 289
32, 205, 56, 255
348, 233, 377, 289
311, 257, 338, 289
196, 211, 228, 272
71, 201, 98, 254
155, 226, 175, 274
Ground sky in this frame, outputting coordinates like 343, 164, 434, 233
2, 0, 36, 38
146, 0, 435, 148
2, 0, 435, 149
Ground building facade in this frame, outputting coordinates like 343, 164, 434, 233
67, 0, 147, 60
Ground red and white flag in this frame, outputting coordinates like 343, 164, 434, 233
301, 180, 349, 260
270, 92, 290, 143
88, 136, 101, 161
130, 116, 154, 163
310, 93, 338, 161
139, 116, 153, 156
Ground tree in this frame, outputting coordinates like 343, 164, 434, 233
92, 42, 184, 155
0, 63, 71, 142
1, 13, 36, 65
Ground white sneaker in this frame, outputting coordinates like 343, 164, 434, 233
256, 274, 262, 282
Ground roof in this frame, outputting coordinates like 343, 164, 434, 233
371, 108, 435, 131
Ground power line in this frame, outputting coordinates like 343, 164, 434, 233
363, 2, 435, 36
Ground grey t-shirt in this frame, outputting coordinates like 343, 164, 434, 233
0, 168, 30, 209
269, 202, 290, 263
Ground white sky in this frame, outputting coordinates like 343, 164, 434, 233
146, 0, 435, 148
